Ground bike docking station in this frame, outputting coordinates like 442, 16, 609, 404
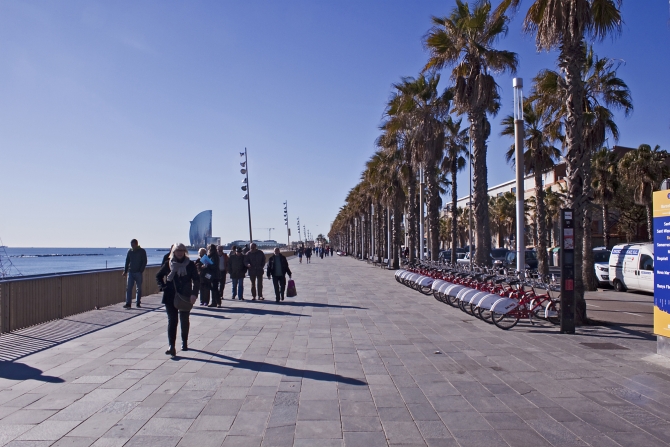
653, 190, 670, 358
560, 209, 576, 334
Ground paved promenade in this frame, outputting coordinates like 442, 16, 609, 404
1, 256, 670, 447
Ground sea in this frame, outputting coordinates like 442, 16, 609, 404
0, 247, 284, 278
0, 247, 170, 278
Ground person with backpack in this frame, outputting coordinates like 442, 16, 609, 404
267, 247, 292, 302
228, 246, 247, 300
156, 243, 199, 356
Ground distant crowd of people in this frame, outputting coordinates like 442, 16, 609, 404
296, 245, 333, 264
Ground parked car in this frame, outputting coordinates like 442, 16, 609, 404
593, 249, 611, 287
503, 250, 539, 270
609, 243, 654, 292
491, 248, 510, 266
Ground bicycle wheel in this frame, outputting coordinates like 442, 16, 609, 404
492, 311, 519, 330
446, 294, 458, 307
478, 307, 493, 323
545, 301, 560, 325
468, 302, 479, 317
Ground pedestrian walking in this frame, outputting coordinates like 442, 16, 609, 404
298, 246, 304, 263
217, 245, 228, 298
195, 248, 211, 306
123, 239, 147, 309
244, 243, 266, 300
156, 243, 199, 356
305, 247, 312, 264
320, 247, 324, 259
267, 247, 292, 302
228, 246, 247, 299
206, 244, 221, 307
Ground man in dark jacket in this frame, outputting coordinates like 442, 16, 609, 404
228, 247, 247, 300
244, 243, 266, 300
267, 248, 292, 302
123, 239, 147, 309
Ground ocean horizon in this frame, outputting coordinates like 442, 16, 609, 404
0, 246, 285, 278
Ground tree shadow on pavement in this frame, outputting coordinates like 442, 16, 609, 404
0, 361, 64, 383
275, 302, 367, 310
199, 306, 308, 318
180, 349, 367, 386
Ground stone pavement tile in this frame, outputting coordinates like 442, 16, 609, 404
134, 417, 193, 437
189, 415, 234, 431
381, 420, 424, 445
202, 399, 244, 416
439, 411, 492, 431
425, 438, 459, 447
293, 439, 342, 447
221, 435, 262, 447
463, 396, 512, 413
430, 396, 475, 413
176, 431, 226, 447
66, 414, 124, 438
415, 420, 451, 439
49, 401, 109, 422
450, 429, 508, 447
406, 404, 440, 421
341, 416, 382, 432
260, 425, 294, 447
16, 421, 80, 441
102, 419, 146, 438
498, 429, 552, 447
26, 395, 83, 411
609, 429, 668, 447
124, 436, 180, 447
227, 411, 268, 436
377, 407, 413, 422
88, 438, 127, 447
297, 400, 340, 421
342, 431, 387, 447
241, 395, 275, 412
4, 441, 54, 447
482, 412, 528, 430
50, 437, 96, 447
397, 387, 430, 405
339, 401, 376, 417
295, 420, 342, 439
0, 410, 57, 425
0, 424, 35, 445
155, 402, 205, 419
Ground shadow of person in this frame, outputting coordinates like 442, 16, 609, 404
277, 302, 367, 310
201, 306, 308, 318
0, 361, 64, 383
180, 349, 366, 386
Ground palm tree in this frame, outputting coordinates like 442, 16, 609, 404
441, 116, 469, 263
501, 100, 562, 276
619, 144, 670, 241
544, 186, 566, 247
497, 0, 623, 323
591, 148, 618, 249
384, 75, 452, 261
424, 0, 518, 266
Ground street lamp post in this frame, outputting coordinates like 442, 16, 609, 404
513, 78, 525, 277
419, 166, 425, 261
240, 148, 253, 244
468, 122, 473, 270
284, 201, 290, 247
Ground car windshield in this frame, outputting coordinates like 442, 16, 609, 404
490, 249, 507, 258
525, 251, 538, 260
593, 251, 610, 263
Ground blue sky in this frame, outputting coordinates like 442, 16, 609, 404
1, 1, 668, 247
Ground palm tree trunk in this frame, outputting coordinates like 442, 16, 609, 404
471, 114, 492, 267
426, 168, 441, 261
602, 203, 610, 249
563, 41, 588, 324
450, 163, 458, 264
406, 171, 417, 261
535, 169, 548, 276
392, 203, 402, 269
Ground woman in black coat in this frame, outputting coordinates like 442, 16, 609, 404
156, 243, 200, 356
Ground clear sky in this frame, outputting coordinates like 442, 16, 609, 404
1, 1, 668, 248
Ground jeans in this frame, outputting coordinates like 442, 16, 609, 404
165, 296, 189, 347
218, 271, 227, 296
249, 274, 263, 298
272, 276, 286, 301
232, 278, 244, 299
126, 272, 143, 305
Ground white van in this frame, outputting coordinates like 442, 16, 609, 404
608, 243, 654, 293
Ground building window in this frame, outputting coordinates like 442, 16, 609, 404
511, 187, 516, 194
